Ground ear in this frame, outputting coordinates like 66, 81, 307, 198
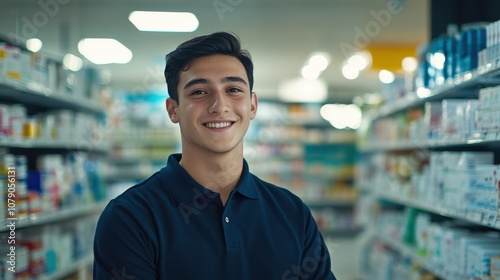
250, 92, 258, 120
166, 98, 180, 123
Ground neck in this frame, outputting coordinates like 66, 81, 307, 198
179, 148, 243, 205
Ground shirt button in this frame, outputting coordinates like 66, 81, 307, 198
225, 217, 229, 223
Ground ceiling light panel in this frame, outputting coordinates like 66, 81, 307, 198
78, 38, 132, 65
129, 11, 199, 32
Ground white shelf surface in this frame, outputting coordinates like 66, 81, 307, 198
365, 61, 500, 121
304, 197, 357, 207
0, 201, 107, 232
374, 233, 462, 280
359, 132, 500, 152
0, 78, 106, 115
375, 191, 500, 230
0, 138, 110, 152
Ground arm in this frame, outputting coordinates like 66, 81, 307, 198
93, 200, 158, 279
300, 205, 337, 280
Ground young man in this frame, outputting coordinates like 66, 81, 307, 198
93, 32, 337, 280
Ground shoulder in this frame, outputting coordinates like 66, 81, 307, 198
250, 174, 308, 212
101, 168, 171, 219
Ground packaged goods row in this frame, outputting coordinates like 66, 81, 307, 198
0, 41, 103, 103
0, 103, 105, 145
0, 217, 97, 280
363, 208, 500, 280
0, 151, 106, 222
358, 17, 500, 280
368, 92, 499, 148
365, 151, 499, 224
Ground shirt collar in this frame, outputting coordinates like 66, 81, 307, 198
162, 154, 258, 205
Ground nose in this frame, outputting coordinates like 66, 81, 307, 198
208, 92, 229, 114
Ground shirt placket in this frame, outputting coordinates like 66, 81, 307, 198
222, 196, 239, 252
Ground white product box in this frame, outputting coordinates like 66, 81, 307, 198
492, 85, 500, 107
428, 152, 441, 203
479, 87, 492, 110
456, 235, 500, 277
424, 102, 442, 140
442, 228, 470, 275
467, 245, 500, 278
19, 50, 31, 86
441, 99, 468, 141
465, 99, 480, 136
457, 151, 494, 170
3, 44, 21, 83
30, 52, 50, 90
492, 256, 500, 277
0, 43, 7, 81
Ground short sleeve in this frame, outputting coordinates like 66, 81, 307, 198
93, 199, 158, 279
300, 204, 337, 280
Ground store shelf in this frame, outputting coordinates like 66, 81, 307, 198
0, 78, 106, 115
360, 133, 500, 152
38, 253, 93, 280
0, 201, 107, 231
112, 139, 178, 147
357, 32, 500, 280
0, 138, 110, 152
322, 227, 362, 238
373, 233, 461, 280
105, 170, 153, 182
365, 62, 500, 121
305, 198, 357, 208
375, 191, 500, 230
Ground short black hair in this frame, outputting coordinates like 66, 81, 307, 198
164, 32, 254, 102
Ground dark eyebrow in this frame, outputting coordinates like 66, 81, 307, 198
220, 76, 247, 85
183, 76, 248, 90
183, 78, 209, 90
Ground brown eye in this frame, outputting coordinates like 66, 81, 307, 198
228, 88, 242, 93
192, 90, 207, 95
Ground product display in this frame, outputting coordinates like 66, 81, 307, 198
1, 3, 499, 280
245, 102, 360, 239
358, 18, 500, 280
0, 38, 108, 279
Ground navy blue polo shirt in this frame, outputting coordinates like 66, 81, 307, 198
93, 154, 336, 280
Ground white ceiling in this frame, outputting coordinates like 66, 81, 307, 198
0, 0, 429, 103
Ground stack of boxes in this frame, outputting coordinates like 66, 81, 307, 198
0, 41, 102, 101
478, 86, 500, 136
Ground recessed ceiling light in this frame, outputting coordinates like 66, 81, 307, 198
129, 11, 199, 32
321, 104, 362, 129
348, 51, 371, 71
402, 56, 418, 72
342, 64, 359, 80
301, 65, 320, 80
78, 38, 132, 65
278, 78, 327, 103
63, 54, 83, 71
308, 53, 330, 71
26, 38, 42, 52
379, 69, 395, 84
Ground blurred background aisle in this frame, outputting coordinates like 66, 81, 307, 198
1, 0, 500, 279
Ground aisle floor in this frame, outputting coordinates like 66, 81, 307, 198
328, 237, 363, 280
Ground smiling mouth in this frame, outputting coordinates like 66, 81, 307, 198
204, 122, 233, 129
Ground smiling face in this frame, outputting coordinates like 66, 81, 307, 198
166, 54, 258, 157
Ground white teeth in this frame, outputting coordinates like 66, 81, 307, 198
205, 122, 231, 128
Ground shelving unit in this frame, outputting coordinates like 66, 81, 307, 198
105, 127, 179, 186
357, 44, 500, 279
0, 202, 107, 231
101, 90, 181, 192
37, 254, 93, 280
0, 41, 108, 279
363, 61, 500, 122
246, 101, 361, 238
